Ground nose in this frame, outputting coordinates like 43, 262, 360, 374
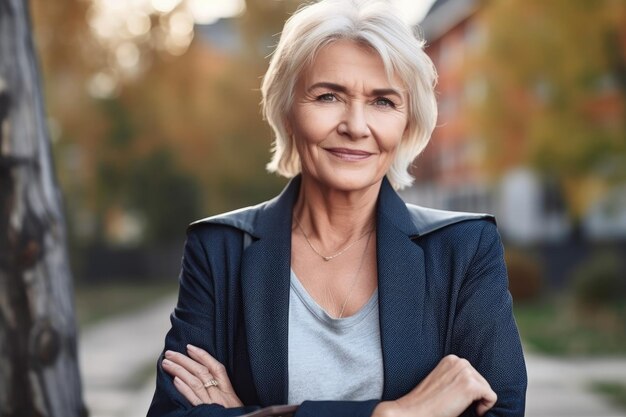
338, 103, 371, 139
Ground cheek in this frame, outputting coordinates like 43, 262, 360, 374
371, 114, 408, 152
292, 107, 338, 144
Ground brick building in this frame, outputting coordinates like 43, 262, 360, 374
404, 0, 493, 216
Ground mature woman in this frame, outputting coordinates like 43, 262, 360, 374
148, 0, 527, 416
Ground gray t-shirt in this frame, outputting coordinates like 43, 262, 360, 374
287, 269, 384, 404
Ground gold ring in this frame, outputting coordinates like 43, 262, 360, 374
203, 379, 219, 389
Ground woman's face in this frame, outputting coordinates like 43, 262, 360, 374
288, 39, 409, 193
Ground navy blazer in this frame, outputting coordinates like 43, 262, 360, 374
148, 176, 527, 417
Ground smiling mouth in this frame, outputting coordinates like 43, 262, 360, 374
325, 147, 373, 161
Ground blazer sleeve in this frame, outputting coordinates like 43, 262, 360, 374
147, 227, 381, 417
451, 221, 527, 417
147, 228, 262, 417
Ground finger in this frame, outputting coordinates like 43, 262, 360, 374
162, 358, 211, 403
165, 350, 215, 387
440, 354, 461, 371
186, 345, 222, 374
452, 360, 496, 416
186, 345, 234, 390
474, 377, 497, 411
475, 389, 497, 416
461, 361, 497, 412
443, 357, 496, 414
173, 376, 204, 406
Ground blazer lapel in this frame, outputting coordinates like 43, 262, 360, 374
377, 178, 437, 400
240, 177, 300, 406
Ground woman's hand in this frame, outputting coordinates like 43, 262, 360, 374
161, 344, 243, 408
374, 355, 497, 417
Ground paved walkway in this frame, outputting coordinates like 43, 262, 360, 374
79, 295, 176, 417
526, 354, 626, 417
79, 295, 626, 417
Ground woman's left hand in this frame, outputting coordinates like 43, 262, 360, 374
161, 344, 243, 408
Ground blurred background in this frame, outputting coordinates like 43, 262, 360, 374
26, 0, 626, 415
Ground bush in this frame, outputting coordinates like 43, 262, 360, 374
572, 251, 625, 308
505, 248, 543, 302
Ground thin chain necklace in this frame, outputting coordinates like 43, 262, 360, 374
337, 230, 372, 318
293, 216, 374, 262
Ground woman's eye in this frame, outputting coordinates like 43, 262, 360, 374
374, 97, 396, 108
317, 93, 337, 102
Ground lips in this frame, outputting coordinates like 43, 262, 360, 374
324, 147, 373, 161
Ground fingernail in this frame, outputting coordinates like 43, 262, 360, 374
187, 344, 198, 351
173, 376, 181, 384
164, 350, 173, 358
162, 359, 172, 366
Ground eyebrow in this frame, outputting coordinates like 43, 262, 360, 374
308, 82, 403, 99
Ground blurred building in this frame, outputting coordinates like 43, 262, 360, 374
404, 0, 626, 245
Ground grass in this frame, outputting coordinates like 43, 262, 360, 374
514, 299, 626, 356
74, 280, 178, 328
591, 382, 626, 410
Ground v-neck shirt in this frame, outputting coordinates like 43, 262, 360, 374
287, 269, 384, 404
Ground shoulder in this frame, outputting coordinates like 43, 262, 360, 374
182, 204, 267, 262
187, 201, 267, 237
407, 207, 505, 292
405, 203, 496, 237
406, 204, 501, 265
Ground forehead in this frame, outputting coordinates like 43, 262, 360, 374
299, 39, 404, 89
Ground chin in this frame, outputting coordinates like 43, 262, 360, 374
319, 173, 382, 193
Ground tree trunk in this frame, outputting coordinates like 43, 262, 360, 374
0, 1, 86, 416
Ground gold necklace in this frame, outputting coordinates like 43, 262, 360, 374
337, 230, 372, 318
294, 216, 373, 262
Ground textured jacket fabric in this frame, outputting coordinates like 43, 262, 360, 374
147, 176, 527, 417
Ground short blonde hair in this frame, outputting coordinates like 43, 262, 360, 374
261, 0, 438, 190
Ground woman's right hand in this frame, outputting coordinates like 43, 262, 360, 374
373, 355, 497, 417
161, 345, 243, 408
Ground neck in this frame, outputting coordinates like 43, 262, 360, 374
293, 175, 381, 241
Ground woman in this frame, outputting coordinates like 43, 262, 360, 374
148, 0, 527, 416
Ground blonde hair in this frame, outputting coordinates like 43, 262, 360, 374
261, 0, 438, 190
